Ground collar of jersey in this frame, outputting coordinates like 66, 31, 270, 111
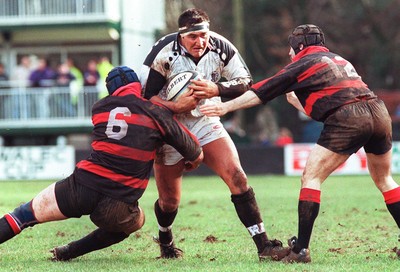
292, 46, 329, 62
112, 82, 142, 97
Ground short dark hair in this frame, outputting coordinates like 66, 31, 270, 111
178, 8, 210, 29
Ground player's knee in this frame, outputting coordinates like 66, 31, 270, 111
90, 202, 145, 235
158, 198, 179, 212
223, 167, 248, 193
124, 206, 145, 235
7, 200, 39, 233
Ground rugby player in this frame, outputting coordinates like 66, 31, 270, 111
0, 66, 203, 261
200, 24, 400, 263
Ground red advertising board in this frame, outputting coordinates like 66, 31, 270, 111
284, 144, 368, 175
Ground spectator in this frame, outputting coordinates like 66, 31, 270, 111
66, 58, 84, 106
29, 58, 56, 88
83, 59, 101, 115
11, 56, 32, 87
223, 113, 251, 144
53, 63, 76, 117
0, 62, 9, 119
251, 106, 279, 146
55, 63, 75, 87
274, 127, 294, 147
29, 58, 56, 118
96, 56, 114, 99
9, 56, 33, 119
83, 59, 100, 86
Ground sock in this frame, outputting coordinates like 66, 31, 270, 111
154, 199, 177, 245
61, 228, 128, 260
294, 188, 321, 253
0, 200, 39, 244
0, 217, 16, 244
383, 187, 400, 228
231, 187, 269, 253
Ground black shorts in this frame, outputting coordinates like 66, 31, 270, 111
318, 99, 392, 155
54, 174, 143, 234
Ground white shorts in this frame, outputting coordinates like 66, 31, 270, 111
158, 114, 229, 165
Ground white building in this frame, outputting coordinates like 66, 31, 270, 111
0, 0, 165, 73
0, 0, 165, 144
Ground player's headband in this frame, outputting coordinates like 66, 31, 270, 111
179, 22, 209, 36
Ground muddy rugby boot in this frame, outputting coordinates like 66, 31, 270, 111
258, 239, 291, 261
153, 237, 183, 259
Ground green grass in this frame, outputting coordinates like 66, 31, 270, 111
0, 175, 400, 271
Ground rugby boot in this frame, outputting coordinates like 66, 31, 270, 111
50, 245, 73, 261
153, 237, 183, 259
258, 239, 291, 261
281, 236, 311, 263
281, 248, 311, 263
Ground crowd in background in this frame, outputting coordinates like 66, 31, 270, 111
0, 56, 114, 120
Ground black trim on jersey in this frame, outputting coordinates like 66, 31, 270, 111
143, 69, 167, 99
208, 35, 236, 66
143, 33, 179, 66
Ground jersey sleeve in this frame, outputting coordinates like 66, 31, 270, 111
139, 65, 166, 99
152, 107, 202, 161
251, 65, 299, 104
139, 34, 177, 99
217, 44, 252, 98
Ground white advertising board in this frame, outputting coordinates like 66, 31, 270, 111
0, 146, 75, 180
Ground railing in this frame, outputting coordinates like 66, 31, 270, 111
0, 85, 99, 130
0, 0, 113, 25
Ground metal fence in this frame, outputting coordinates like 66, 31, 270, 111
0, 0, 105, 17
0, 85, 99, 130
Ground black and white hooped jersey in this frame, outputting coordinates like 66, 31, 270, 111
139, 31, 252, 102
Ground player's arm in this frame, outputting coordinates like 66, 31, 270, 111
191, 50, 252, 99
200, 90, 261, 117
155, 110, 204, 170
190, 76, 251, 100
150, 91, 199, 113
286, 91, 306, 114
141, 67, 199, 113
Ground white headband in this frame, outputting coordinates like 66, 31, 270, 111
179, 22, 209, 36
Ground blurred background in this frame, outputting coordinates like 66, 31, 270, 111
0, 0, 399, 178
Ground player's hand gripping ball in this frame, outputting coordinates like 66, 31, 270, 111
166, 71, 202, 102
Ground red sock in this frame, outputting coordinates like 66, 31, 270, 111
4, 214, 21, 234
383, 187, 400, 204
299, 188, 321, 204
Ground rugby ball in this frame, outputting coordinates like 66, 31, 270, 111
166, 71, 202, 101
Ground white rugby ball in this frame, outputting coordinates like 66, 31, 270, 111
166, 71, 202, 101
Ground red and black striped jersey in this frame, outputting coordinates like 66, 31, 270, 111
75, 82, 201, 203
252, 46, 376, 121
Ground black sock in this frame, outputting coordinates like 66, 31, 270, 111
65, 228, 128, 259
231, 187, 268, 253
294, 200, 320, 253
0, 217, 16, 244
154, 200, 177, 245
387, 201, 400, 228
